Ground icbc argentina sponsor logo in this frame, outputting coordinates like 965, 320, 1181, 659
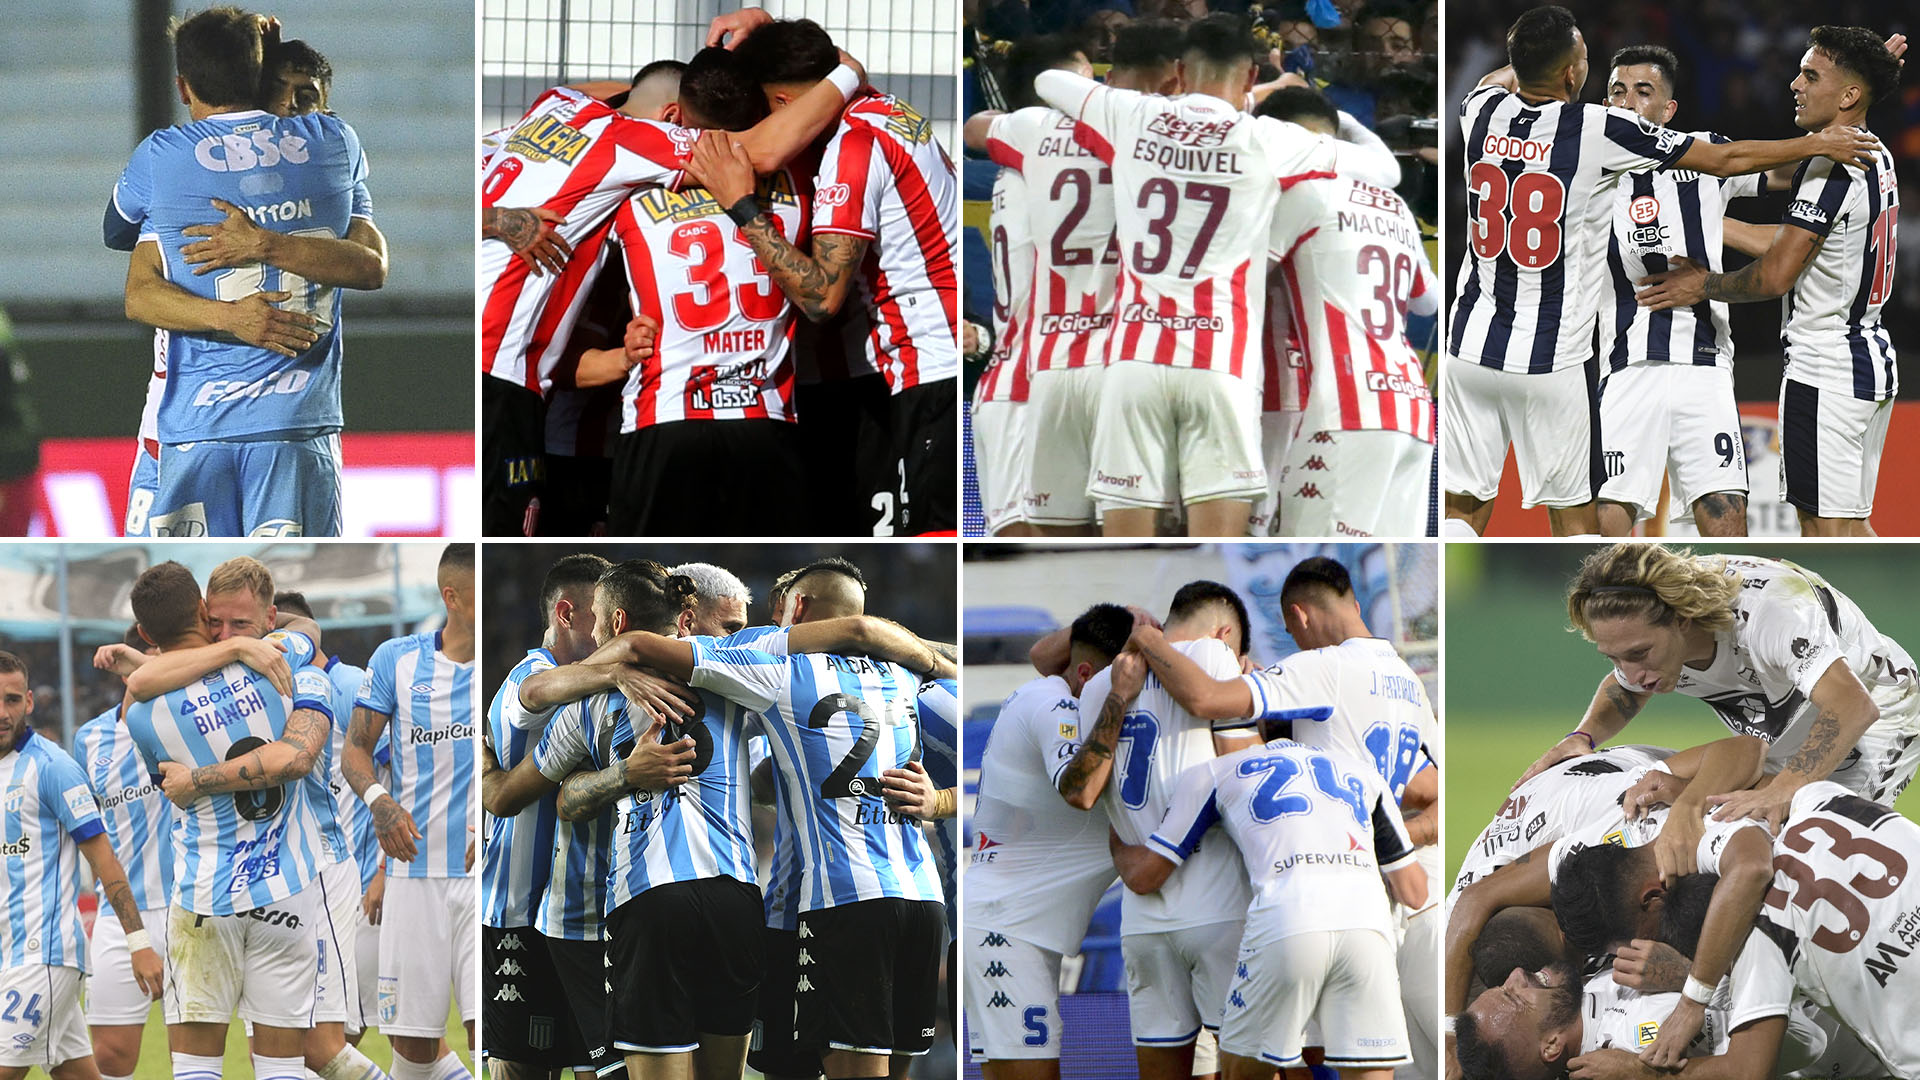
1039, 312, 1114, 335
410, 721, 477, 746
1628, 196, 1660, 225
1121, 304, 1224, 332
1482, 133, 1551, 162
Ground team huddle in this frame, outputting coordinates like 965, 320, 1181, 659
1448, 544, 1920, 1078
966, 558, 1440, 1080
107, 8, 389, 537
966, 14, 1436, 539
479, 555, 958, 1080
1444, 5, 1903, 538
0, 546, 476, 1080
479, 9, 960, 538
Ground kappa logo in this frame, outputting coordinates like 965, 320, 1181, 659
1236, 961, 1249, 979
498, 933, 524, 950
1293, 484, 1323, 499
798, 923, 815, 939
796, 975, 816, 993
981, 932, 1010, 947
495, 959, 525, 976
1304, 456, 1328, 471
1310, 431, 1335, 444
987, 992, 1014, 1007
1228, 990, 1247, 1008
798, 948, 816, 966
494, 984, 524, 1002
983, 961, 1010, 977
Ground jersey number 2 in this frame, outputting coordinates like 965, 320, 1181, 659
1239, 753, 1368, 826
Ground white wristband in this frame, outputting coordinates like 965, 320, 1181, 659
1442, 1015, 1456, 1035
827, 64, 860, 102
124, 928, 151, 953
1682, 975, 1715, 1004
363, 782, 390, 807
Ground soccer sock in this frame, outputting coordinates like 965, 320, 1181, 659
1441, 517, 1481, 538
100, 1073, 133, 1080
1308, 1065, 1340, 1080
428, 1052, 471, 1080
253, 1054, 309, 1080
388, 1056, 437, 1080
318, 1044, 393, 1080
172, 1052, 225, 1080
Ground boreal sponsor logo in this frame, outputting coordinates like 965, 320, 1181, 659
410, 721, 476, 746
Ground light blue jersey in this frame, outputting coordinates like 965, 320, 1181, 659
534, 663, 757, 915
123, 654, 334, 915
483, 648, 560, 928
691, 644, 943, 912
917, 677, 959, 931
109, 109, 369, 444
0, 730, 105, 972
267, 632, 350, 874
706, 625, 805, 931
326, 658, 383, 891
72, 708, 173, 911
123, 442, 160, 537
356, 631, 475, 879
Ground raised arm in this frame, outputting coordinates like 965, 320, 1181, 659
1639, 827, 1775, 1069
1445, 851, 1552, 1015
158, 705, 330, 804
1130, 623, 1253, 721
786, 615, 955, 679
1513, 672, 1647, 788
124, 635, 293, 703
964, 110, 1002, 154
1057, 652, 1146, 810
1719, 218, 1779, 259
1673, 124, 1878, 178
1478, 65, 1519, 91
1332, 111, 1402, 188
179, 198, 388, 290
732, 52, 865, 173
125, 242, 318, 359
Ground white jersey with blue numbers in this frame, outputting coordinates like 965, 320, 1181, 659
1149, 739, 1414, 947
483, 648, 561, 928
1241, 637, 1436, 803
1601, 132, 1763, 373
1081, 636, 1252, 936
691, 643, 943, 912
72, 708, 172, 911
534, 675, 757, 913
1, 731, 106, 972
326, 659, 382, 890
917, 676, 959, 928
122, 655, 333, 916
356, 631, 475, 879
110, 109, 370, 442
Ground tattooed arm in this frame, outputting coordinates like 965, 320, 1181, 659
1058, 652, 1147, 810
78, 833, 164, 996
1512, 672, 1648, 789
1635, 227, 1823, 311
483, 205, 572, 276
1129, 623, 1254, 721
156, 705, 331, 805
345, 705, 422, 861
1707, 659, 1879, 832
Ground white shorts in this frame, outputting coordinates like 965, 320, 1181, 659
1249, 410, 1298, 536
1279, 423, 1433, 537
1026, 365, 1104, 526
1443, 357, 1599, 508
1218, 928, 1409, 1069
164, 885, 321, 1030
313, 858, 366, 1029
86, 906, 170, 1025
1778, 378, 1892, 519
963, 929, 1062, 1061
356, 905, 381, 1032
1089, 362, 1264, 511
1396, 901, 1441, 1078
378, 875, 476, 1037
0, 964, 89, 1068
1120, 922, 1242, 1045
1598, 364, 1747, 522
971, 394, 1032, 535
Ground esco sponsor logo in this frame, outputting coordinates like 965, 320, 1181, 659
192, 369, 312, 406
194, 129, 310, 173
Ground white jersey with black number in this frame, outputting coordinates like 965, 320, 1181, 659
1080, 637, 1252, 935
1148, 739, 1414, 947
1601, 132, 1765, 373
967, 675, 1117, 955
1778, 142, 1900, 401
975, 166, 1034, 405
1449, 85, 1695, 374
1448, 745, 1670, 909
1624, 555, 1917, 789
1034, 70, 1371, 378
985, 105, 1122, 371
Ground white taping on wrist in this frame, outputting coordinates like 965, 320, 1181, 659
124, 928, 151, 953
1442, 1015, 1456, 1035
827, 64, 860, 101
1682, 975, 1715, 1004
363, 782, 389, 807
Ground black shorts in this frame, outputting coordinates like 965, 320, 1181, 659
748, 927, 818, 1078
797, 373, 891, 534
605, 876, 765, 1052
483, 376, 546, 536
609, 419, 804, 536
794, 897, 945, 1058
547, 934, 619, 1072
481, 924, 582, 1068
856, 379, 957, 535
539, 453, 612, 536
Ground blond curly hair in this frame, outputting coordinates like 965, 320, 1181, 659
1566, 544, 1740, 640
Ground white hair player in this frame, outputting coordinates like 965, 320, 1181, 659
1112, 736, 1426, 1080
1055, 582, 1258, 1080
1033, 13, 1399, 538
1442, 6, 1879, 537
965, 604, 1133, 1078
1636, 28, 1904, 537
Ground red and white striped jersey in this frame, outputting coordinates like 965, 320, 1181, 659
985, 106, 1121, 372
1269, 175, 1437, 441
977, 167, 1034, 405
611, 169, 809, 430
812, 90, 961, 394
480, 86, 697, 394
1260, 266, 1306, 414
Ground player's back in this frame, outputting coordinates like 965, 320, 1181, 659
358, 631, 475, 879
974, 165, 1034, 408
481, 87, 695, 392
116, 110, 366, 441
482, 648, 559, 928
815, 90, 960, 392
326, 659, 382, 890
1449, 86, 1693, 374
612, 169, 807, 429
123, 658, 330, 914
1250, 637, 1434, 801
1084, 636, 1253, 933
1271, 176, 1435, 440
1780, 145, 1900, 400
986, 105, 1121, 371
969, 675, 1117, 954
74, 709, 173, 911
